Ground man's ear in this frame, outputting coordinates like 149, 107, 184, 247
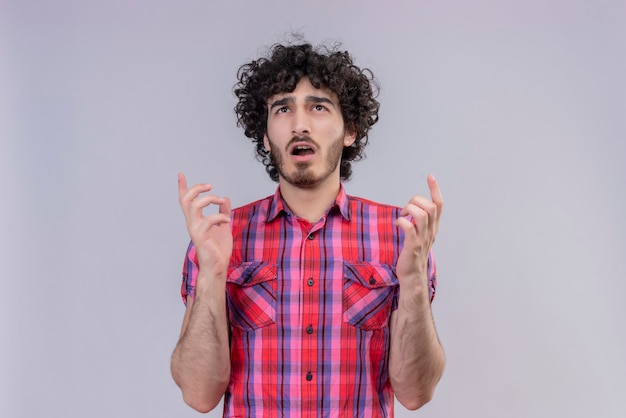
263, 134, 270, 152
344, 123, 357, 147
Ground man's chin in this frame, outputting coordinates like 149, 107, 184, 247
286, 176, 318, 189
280, 169, 320, 189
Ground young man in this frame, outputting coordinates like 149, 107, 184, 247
171, 41, 445, 417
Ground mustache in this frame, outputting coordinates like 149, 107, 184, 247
287, 134, 317, 150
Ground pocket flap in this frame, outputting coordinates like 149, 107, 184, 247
227, 262, 277, 287
343, 261, 398, 289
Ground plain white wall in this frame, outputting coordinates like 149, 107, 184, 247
2, 1, 625, 417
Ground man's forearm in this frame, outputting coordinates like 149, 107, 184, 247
171, 275, 231, 413
388, 285, 445, 410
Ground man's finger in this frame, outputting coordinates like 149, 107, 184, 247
220, 197, 232, 217
401, 203, 429, 232
190, 195, 227, 218
395, 216, 416, 236
181, 183, 215, 207
178, 173, 188, 200
427, 174, 443, 216
200, 213, 231, 231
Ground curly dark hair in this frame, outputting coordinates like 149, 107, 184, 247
234, 41, 380, 182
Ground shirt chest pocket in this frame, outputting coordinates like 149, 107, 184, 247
226, 262, 277, 331
343, 262, 399, 330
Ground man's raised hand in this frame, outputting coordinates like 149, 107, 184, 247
395, 174, 443, 285
178, 173, 232, 278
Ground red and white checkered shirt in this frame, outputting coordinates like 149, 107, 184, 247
181, 186, 437, 418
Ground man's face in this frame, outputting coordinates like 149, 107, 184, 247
264, 77, 355, 189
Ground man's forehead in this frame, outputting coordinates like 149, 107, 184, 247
267, 78, 337, 103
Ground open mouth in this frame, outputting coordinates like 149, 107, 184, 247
292, 145, 315, 156
289, 140, 316, 157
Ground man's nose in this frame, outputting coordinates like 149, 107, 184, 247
292, 110, 310, 135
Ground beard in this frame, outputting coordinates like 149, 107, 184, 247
267, 133, 345, 189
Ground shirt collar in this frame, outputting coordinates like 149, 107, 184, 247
265, 184, 351, 222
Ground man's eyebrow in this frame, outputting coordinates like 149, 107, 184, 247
268, 95, 336, 109
306, 95, 336, 107
268, 97, 293, 109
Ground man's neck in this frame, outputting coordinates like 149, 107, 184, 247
278, 177, 341, 224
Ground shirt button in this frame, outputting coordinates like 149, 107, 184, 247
307, 278, 314, 286
306, 325, 314, 334
307, 233, 315, 240
306, 371, 313, 381
369, 277, 376, 285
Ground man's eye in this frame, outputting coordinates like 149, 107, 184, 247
277, 106, 289, 113
313, 104, 325, 111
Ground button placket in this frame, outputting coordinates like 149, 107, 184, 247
301, 221, 320, 394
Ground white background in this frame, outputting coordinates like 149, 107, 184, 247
2, 1, 625, 417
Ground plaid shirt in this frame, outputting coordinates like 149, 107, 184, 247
181, 186, 437, 418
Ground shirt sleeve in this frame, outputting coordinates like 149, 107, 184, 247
180, 241, 199, 305
428, 249, 437, 302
